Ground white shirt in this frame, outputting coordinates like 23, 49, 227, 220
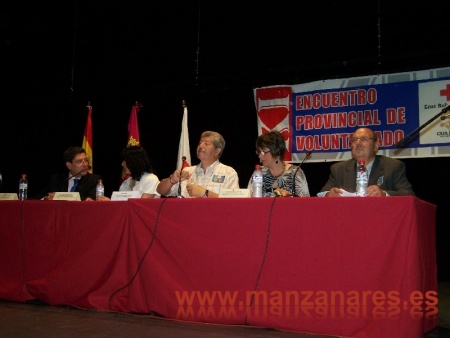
167, 160, 239, 198
120, 172, 161, 198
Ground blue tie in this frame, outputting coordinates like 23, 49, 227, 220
71, 178, 80, 192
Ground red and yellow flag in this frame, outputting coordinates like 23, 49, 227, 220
127, 102, 141, 146
82, 103, 93, 173
122, 102, 142, 181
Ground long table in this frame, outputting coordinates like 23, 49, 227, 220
0, 197, 437, 338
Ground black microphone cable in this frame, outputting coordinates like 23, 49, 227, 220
292, 152, 311, 197
107, 197, 167, 313
244, 197, 276, 325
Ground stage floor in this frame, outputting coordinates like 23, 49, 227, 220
0, 282, 449, 338
0, 300, 336, 338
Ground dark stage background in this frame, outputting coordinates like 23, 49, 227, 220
2, 0, 450, 280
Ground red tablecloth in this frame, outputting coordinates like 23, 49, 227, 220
0, 197, 438, 338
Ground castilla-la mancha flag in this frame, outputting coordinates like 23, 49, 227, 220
121, 102, 142, 181
82, 103, 93, 173
127, 102, 141, 147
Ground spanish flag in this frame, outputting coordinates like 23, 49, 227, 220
82, 103, 93, 173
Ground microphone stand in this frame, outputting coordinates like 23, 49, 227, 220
292, 152, 311, 197
395, 104, 450, 148
65, 167, 90, 182
62, 167, 90, 191
177, 169, 184, 198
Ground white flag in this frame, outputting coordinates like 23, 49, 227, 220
177, 105, 191, 170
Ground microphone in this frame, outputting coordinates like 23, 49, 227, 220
292, 151, 312, 197
65, 165, 91, 183
396, 104, 450, 148
395, 136, 410, 149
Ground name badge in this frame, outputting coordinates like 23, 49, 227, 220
211, 175, 225, 183
0, 193, 18, 200
53, 192, 81, 201
219, 189, 250, 198
111, 191, 141, 201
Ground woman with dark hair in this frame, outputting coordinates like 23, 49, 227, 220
99, 146, 160, 200
247, 130, 310, 197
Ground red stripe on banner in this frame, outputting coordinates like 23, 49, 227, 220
254, 86, 293, 161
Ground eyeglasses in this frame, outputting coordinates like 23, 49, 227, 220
255, 149, 270, 156
350, 136, 373, 144
72, 158, 90, 165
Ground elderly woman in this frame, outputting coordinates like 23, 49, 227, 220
247, 130, 310, 197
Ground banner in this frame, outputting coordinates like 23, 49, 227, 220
177, 101, 191, 170
82, 103, 93, 173
254, 67, 450, 162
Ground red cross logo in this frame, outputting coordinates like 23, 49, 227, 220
440, 84, 450, 101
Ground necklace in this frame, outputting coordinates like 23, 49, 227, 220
270, 162, 286, 178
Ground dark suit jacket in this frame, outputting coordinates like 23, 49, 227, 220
319, 155, 414, 196
36, 172, 102, 201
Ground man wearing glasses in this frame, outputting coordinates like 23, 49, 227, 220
318, 127, 414, 197
36, 146, 102, 201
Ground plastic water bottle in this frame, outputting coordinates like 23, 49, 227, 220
251, 164, 263, 198
96, 179, 104, 200
19, 173, 28, 201
356, 160, 368, 197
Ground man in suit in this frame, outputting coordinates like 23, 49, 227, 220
36, 146, 102, 201
318, 127, 414, 197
